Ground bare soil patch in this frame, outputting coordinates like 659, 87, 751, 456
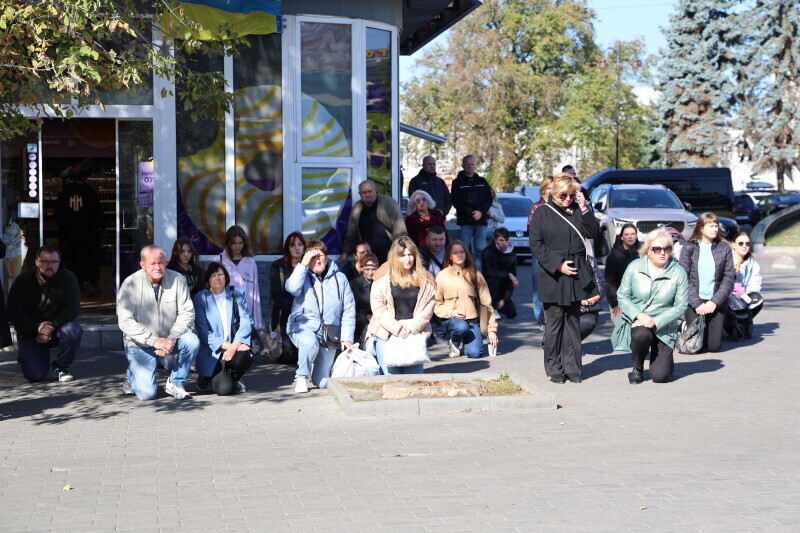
342, 377, 532, 402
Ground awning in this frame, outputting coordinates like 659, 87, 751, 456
399, 122, 446, 144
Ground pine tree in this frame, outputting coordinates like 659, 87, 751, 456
736, 1, 800, 192
658, 0, 741, 167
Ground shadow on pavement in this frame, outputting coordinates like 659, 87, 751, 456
671, 358, 724, 381
427, 359, 491, 373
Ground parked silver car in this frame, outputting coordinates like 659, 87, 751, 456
590, 184, 697, 254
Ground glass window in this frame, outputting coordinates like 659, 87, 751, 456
498, 196, 533, 217
175, 51, 225, 255
96, 26, 154, 106
234, 34, 283, 254
366, 28, 392, 195
300, 22, 352, 158
301, 167, 352, 254
118, 121, 154, 282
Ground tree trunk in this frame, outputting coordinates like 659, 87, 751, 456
777, 160, 785, 193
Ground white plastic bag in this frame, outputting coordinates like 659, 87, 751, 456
331, 343, 380, 378
383, 333, 430, 367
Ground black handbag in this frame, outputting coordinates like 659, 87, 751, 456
308, 273, 343, 349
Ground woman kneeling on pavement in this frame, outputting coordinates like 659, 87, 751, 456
434, 241, 498, 358
193, 262, 254, 395
286, 240, 355, 393
368, 237, 436, 374
613, 229, 688, 384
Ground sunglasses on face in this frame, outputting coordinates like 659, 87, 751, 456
558, 193, 577, 200
650, 246, 672, 255
736, 241, 751, 247
414, 198, 427, 203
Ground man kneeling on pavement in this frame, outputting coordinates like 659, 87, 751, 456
7, 245, 82, 382
117, 245, 199, 400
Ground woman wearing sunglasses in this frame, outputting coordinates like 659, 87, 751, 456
529, 173, 599, 383
678, 212, 735, 353
405, 190, 448, 247
613, 229, 688, 384
728, 232, 764, 329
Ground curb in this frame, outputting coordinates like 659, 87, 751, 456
327, 372, 557, 416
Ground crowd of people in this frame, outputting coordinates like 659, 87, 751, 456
1, 157, 767, 398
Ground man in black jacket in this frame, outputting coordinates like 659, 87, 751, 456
7, 245, 82, 382
451, 155, 493, 266
481, 228, 519, 319
407, 156, 452, 216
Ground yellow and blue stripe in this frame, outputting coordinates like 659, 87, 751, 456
165, 0, 281, 40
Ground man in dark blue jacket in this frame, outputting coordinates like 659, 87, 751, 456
451, 155, 493, 266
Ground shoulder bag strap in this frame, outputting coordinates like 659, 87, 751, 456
307, 273, 324, 332
543, 203, 589, 260
230, 287, 240, 339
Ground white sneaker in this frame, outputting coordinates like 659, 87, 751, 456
235, 380, 246, 394
54, 368, 74, 382
448, 340, 462, 358
294, 377, 309, 393
165, 378, 191, 400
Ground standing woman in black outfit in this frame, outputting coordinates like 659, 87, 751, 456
678, 212, 735, 353
604, 223, 641, 321
269, 231, 306, 364
530, 173, 599, 383
167, 238, 203, 295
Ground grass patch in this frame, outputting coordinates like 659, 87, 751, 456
480, 376, 524, 396
765, 217, 800, 246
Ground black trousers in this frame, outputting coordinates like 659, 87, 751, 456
209, 350, 253, 396
543, 303, 581, 377
486, 277, 517, 318
630, 326, 674, 383
579, 312, 598, 341
684, 302, 725, 353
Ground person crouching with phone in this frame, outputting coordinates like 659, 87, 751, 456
434, 241, 498, 358
529, 173, 599, 384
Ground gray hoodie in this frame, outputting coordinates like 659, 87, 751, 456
117, 269, 195, 348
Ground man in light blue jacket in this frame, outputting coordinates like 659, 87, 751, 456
286, 241, 355, 393
118, 246, 199, 400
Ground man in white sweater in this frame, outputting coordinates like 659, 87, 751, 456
117, 245, 199, 400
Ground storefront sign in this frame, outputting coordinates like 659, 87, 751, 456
138, 161, 154, 207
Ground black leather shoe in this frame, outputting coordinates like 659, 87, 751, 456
566, 373, 582, 383
550, 374, 566, 384
628, 369, 643, 385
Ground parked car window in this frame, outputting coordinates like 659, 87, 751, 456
498, 196, 533, 217
608, 188, 683, 210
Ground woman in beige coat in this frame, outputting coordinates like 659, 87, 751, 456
368, 237, 436, 374
434, 241, 499, 358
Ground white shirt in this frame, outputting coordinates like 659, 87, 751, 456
213, 291, 230, 342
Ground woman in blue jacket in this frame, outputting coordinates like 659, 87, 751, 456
193, 262, 254, 396
286, 240, 355, 393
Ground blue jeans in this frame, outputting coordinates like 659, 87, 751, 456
458, 225, 487, 267
290, 329, 336, 388
125, 331, 199, 400
17, 320, 82, 382
442, 318, 484, 358
530, 256, 543, 325
375, 337, 425, 375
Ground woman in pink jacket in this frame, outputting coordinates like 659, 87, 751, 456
215, 225, 263, 332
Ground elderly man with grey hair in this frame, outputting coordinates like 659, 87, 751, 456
117, 245, 199, 400
341, 180, 406, 263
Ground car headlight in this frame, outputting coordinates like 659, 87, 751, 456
612, 218, 632, 228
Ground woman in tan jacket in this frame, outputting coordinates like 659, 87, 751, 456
435, 241, 499, 358
368, 237, 436, 374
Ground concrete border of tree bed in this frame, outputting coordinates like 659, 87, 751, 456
327, 373, 557, 416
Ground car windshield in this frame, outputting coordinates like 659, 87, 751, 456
608, 189, 683, 209
498, 196, 533, 217
735, 196, 755, 210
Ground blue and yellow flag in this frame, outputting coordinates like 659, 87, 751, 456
164, 0, 281, 40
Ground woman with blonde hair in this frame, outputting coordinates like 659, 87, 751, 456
434, 241, 499, 358
368, 237, 436, 374
613, 229, 688, 384
529, 173, 598, 383
678, 212, 734, 353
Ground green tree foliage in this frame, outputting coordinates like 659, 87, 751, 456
735, 1, 800, 192
0, 0, 245, 140
658, 0, 741, 167
401, 0, 652, 189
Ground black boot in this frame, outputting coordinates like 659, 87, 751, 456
628, 368, 643, 385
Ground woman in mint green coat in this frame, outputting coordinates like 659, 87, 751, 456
612, 229, 688, 384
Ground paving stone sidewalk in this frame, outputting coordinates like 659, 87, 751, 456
1, 263, 799, 532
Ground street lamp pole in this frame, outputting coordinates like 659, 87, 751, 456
599, 43, 640, 169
